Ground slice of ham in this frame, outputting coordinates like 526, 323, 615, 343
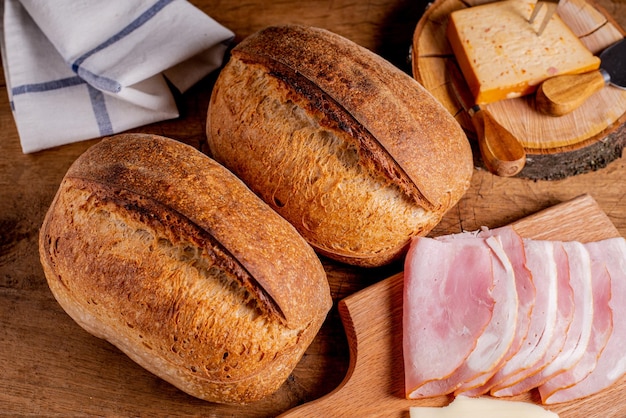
411, 236, 518, 397
538, 239, 614, 403
480, 227, 536, 365
456, 226, 536, 396
500, 241, 593, 396
491, 242, 575, 397
458, 236, 518, 389
540, 238, 626, 404
539, 241, 594, 378
402, 230, 626, 404
403, 236, 495, 399
487, 239, 559, 393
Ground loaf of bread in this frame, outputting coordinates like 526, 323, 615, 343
206, 24, 473, 267
39, 133, 332, 404
446, 0, 600, 105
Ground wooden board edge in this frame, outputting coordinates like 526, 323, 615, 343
279, 194, 624, 417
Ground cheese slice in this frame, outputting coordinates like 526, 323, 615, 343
409, 396, 559, 418
446, 0, 600, 105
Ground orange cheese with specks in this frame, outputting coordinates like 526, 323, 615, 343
446, 0, 600, 105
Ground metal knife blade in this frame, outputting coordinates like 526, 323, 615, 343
447, 60, 479, 117
446, 60, 526, 177
599, 37, 626, 89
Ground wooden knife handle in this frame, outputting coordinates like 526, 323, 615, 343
471, 108, 526, 177
535, 70, 607, 116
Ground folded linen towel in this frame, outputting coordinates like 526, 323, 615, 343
1, 0, 234, 153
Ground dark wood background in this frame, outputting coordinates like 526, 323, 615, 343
1, 0, 625, 416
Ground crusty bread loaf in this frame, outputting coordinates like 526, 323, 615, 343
38, 133, 332, 404
206, 24, 473, 267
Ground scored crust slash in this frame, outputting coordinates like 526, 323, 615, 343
39, 133, 332, 405
207, 24, 473, 267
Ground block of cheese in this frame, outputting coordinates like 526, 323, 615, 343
409, 396, 559, 418
446, 0, 600, 105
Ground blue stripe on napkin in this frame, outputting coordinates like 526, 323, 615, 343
76, 67, 122, 93
87, 85, 114, 136
7, 1, 176, 139
11, 0, 183, 142
12, 76, 114, 137
11, 76, 85, 95
71, 0, 175, 92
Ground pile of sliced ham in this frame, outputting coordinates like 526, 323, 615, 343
403, 226, 626, 404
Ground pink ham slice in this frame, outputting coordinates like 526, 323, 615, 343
457, 226, 536, 396
500, 241, 593, 396
403, 230, 626, 404
540, 241, 594, 378
403, 236, 496, 399
540, 237, 626, 404
538, 241, 613, 403
486, 239, 559, 393
491, 241, 575, 397
411, 236, 518, 397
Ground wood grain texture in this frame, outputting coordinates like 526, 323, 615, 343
0, 1, 625, 417
447, 58, 527, 177
279, 195, 624, 417
412, 0, 626, 180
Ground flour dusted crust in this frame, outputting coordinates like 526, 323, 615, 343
39, 133, 332, 404
207, 24, 473, 267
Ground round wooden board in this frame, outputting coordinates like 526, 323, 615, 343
411, 0, 626, 180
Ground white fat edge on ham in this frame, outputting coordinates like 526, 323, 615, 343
403, 236, 496, 399
538, 240, 614, 403
456, 226, 536, 396
488, 240, 559, 394
506, 241, 594, 396
492, 242, 575, 397
481, 227, 536, 363
541, 237, 626, 404
542, 241, 594, 375
411, 236, 518, 397
466, 236, 519, 385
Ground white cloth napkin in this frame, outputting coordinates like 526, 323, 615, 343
1, 0, 234, 153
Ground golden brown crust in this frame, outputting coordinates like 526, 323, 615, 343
207, 25, 473, 266
39, 133, 331, 404
230, 24, 472, 211
63, 133, 329, 328
208, 59, 442, 267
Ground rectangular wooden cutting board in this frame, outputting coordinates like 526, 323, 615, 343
279, 194, 625, 417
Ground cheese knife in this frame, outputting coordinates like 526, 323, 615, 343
536, 38, 626, 116
528, 0, 560, 36
446, 60, 526, 177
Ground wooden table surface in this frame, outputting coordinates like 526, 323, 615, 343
1, 1, 625, 417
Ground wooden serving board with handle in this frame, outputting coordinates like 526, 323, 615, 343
411, 0, 626, 180
279, 194, 625, 417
